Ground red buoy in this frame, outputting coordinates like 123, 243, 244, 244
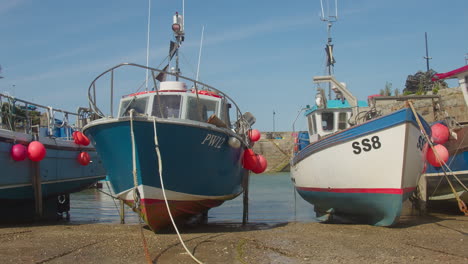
248, 129, 261, 142
426, 144, 449, 167
252, 154, 267, 174
431, 123, 449, 145
242, 149, 259, 170
28, 141, 46, 162
73, 131, 90, 146
11, 144, 27, 161
77, 151, 91, 166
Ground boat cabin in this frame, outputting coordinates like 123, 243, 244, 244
118, 81, 230, 126
306, 99, 368, 143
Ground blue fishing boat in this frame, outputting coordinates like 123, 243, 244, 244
0, 93, 106, 221
422, 65, 468, 211
82, 12, 255, 231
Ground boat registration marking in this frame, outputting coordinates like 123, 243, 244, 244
352, 136, 381, 154
201, 134, 225, 149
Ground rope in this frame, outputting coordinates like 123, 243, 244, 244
129, 110, 153, 264
152, 117, 204, 264
408, 101, 468, 215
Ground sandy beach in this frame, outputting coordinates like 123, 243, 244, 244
0, 213, 466, 264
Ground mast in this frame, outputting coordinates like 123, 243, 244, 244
424, 32, 432, 72
172, 12, 185, 81
320, 0, 338, 100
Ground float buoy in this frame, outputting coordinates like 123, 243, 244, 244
426, 144, 449, 167
77, 151, 91, 166
27, 141, 46, 162
73, 131, 90, 146
252, 154, 267, 174
11, 144, 27, 161
242, 149, 259, 170
228, 137, 241, 148
248, 129, 261, 142
431, 123, 449, 145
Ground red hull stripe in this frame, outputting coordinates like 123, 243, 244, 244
297, 187, 416, 195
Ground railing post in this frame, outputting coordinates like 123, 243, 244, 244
110, 70, 114, 118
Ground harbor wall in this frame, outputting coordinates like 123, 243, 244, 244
254, 86, 468, 173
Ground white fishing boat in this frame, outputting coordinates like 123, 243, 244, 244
290, 1, 431, 226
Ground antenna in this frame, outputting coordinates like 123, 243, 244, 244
145, 0, 152, 91
465, 53, 468, 65
196, 26, 205, 82
320, 0, 338, 100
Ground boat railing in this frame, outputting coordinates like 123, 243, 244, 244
0, 93, 86, 139
87, 63, 251, 132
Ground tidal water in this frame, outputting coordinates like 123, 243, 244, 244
69, 172, 316, 224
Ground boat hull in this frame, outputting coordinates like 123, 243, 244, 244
84, 117, 247, 231
0, 129, 106, 220
291, 108, 429, 226
422, 125, 468, 203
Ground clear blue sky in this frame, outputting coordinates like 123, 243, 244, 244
1, 0, 467, 132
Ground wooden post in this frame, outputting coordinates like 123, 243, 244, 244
32, 162, 43, 218
242, 170, 250, 226
120, 199, 125, 224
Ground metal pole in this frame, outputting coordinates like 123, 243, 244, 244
110, 69, 114, 117
424, 32, 431, 72
273, 110, 276, 133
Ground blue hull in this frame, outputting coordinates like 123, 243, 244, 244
297, 190, 410, 226
0, 132, 106, 221
84, 118, 246, 198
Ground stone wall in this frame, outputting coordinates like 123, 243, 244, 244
252, 131, 294, 173
376, 87, 468, 123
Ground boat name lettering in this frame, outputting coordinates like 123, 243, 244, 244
201, 134, 225, 148
352, 136, 381, 154
416, 135, 427, 151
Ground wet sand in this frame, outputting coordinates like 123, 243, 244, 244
0, 214, 466, 264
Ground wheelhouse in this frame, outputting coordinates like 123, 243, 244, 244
118, 81, 231, 126
306, 99, 368, 143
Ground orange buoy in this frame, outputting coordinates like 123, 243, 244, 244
426, 144, 449, 167
252, 154, 267, 174
27, 141, 46, 162
11, 144, 27, 161
77, 151, 91, 166
242, 148, 259, 170
248, 129, 261, 142
431, 123, 449, 144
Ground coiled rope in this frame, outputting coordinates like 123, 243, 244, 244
408, 101, 468, 215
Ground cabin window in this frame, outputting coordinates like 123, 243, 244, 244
186, 97, 218, 122
338, 112, 347, 130
119, 97, 148, 116
322, 112, 334, 131
307, 114, 317, 134
151, 95, 182, 118
219, 100, 230, 125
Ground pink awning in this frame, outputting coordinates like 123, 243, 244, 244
432, 65, 468, 81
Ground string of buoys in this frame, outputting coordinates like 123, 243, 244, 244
242, 129, 267, 174
10, 131, 92, 165
425, 123, 450, 167
11, 141, 46, 162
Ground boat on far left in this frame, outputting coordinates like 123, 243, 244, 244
0, 93, 106, 222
